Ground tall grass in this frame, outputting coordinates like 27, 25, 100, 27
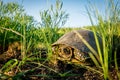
0, 0, 68, 78
0, 1, 38, 77
38, 0, 68, 59
0, 0, 120, 79
84, 0, 120, 79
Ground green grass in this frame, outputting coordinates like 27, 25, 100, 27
85, 0, 120, 79
0, 0, 120, 79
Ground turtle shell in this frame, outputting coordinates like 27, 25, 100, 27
52, 29, 102, 64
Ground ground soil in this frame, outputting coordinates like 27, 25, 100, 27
0, 42, 120, 80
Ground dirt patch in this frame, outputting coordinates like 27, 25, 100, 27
0, 42, 120, 80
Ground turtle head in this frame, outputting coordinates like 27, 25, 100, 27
52, 44, 73, 61
52, 44, 91, 65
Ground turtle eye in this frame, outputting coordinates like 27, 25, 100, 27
63, 48, 70, 55
58, 46, 73, 61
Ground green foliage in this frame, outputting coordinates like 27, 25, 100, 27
0, 0, 68, 78
0, 1, 38, 76
39, 0, 69, 44
86, 0, 120, 79
0, 0, 35, 54
1, 59, 18, 72
0, 0, 120, 79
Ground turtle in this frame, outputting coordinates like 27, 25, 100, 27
52, 29, 102, 65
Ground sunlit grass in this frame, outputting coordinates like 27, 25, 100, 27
84, 0, 120, 79
0, 0, 120, 79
